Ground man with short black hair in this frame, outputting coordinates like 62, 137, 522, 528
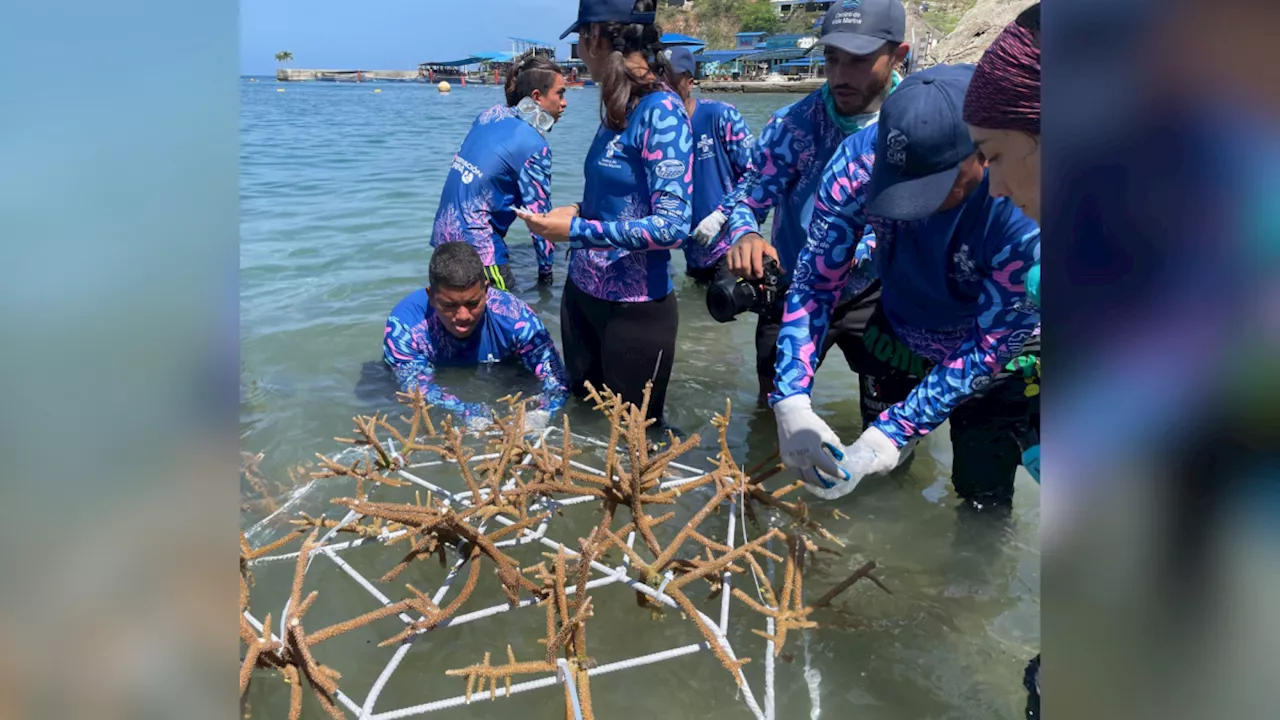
383, 242, 569, 430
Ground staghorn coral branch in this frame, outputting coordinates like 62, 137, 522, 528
669, 528, 786, 591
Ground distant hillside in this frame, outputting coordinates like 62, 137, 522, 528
922, 0, 1035, 67
656, 1, 955, 51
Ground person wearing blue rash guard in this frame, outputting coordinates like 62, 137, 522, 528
383, 242, 569, 432
430, 56, 568, 292
517, 0, 693, 423
773, 64, 1040, 508
717, 0, 908, 402
655, 46, 756, 286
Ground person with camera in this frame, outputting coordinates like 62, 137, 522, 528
383, 242, 569, 433
430, 56, 568, 291
653, 47, 756, 287
515, 0, 693, 424
773, 63, 1040, 509
711, 0, 907, 403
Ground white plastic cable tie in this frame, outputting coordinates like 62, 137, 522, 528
654, 570, 675, 603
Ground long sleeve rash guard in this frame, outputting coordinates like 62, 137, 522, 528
684, 99, 755, 270
431, 104, 556, 273
774, 131, 1041, 448
566, 90, 695, 302
383, 287, 569, 422
720, 85, 888, 290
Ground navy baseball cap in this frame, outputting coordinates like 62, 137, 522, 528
663, 46, 696, 78
560, 0, 656, 40
866, 64, 978, 221
819, 0, 906, 56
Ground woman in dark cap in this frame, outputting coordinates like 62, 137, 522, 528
517, 0, 694, 425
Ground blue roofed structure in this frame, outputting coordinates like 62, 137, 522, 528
697, 50, 745, 64
660, 32, 706, 50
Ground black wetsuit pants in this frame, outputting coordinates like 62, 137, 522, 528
561, 278, 678, 421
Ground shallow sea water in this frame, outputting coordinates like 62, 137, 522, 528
240, 77, 1039, 720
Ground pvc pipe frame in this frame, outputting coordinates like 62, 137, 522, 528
243, 426, 778, 720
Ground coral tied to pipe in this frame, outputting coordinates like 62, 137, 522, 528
240, 383, 895, 720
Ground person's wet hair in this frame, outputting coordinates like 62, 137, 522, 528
504, 56, 564, 107
589, 0, 667, 131
429, 242, 486, 290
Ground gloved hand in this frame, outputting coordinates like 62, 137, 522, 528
537, 268, 554, 286
1021, 444, 1040, 483
773, 395, 850, 492
691, 210, 728, 246
465, 414, 494, 434
523, 409, 552, 436
823, 425, 918, 494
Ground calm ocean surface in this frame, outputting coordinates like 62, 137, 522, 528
240, 76, 1039, 719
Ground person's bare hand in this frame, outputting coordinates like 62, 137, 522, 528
544, 204, 580, 221
514, 206, 574, 243
727, 232, 781, 279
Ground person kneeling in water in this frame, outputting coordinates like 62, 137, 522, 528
383, 242, 569, 431
430, 56, 569, 290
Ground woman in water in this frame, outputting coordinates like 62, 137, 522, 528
517, 0, 694, 423
431, 56, 568, 290
963, 2, 1041, 482
963, 8, 1041, 718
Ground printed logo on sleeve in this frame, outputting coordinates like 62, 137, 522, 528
655, 159, 687, 179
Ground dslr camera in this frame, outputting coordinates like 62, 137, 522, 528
706, 256, 783, 323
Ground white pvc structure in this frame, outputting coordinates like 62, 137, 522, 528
243, 427, 781, 720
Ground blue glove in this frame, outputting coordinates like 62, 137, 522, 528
1021, 444, 1040, 483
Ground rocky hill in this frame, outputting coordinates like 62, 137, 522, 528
920, 0, 1035, 67
655, 0, 1022, 71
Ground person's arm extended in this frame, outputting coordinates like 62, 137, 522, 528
723, 111, 800, 243
873, 227, 1042, 446
771, 141, 874, 404
511, 306, 569, 414
518, 145, 556, 272
568, 98, 693, 251
383, 316, 489, 422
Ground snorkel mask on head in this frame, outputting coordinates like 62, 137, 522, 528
516, 97, 557, 134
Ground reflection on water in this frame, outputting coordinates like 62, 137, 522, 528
240, 78, 1039, 719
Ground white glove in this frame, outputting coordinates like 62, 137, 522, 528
466, 415, 494, 433
522, 409, 551, 436
828, 425, 919, 488
773, 395, 850, 493
691, 210, 728, 246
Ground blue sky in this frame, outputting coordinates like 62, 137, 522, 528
241, 0, 581, 75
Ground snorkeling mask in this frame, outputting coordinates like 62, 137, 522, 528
516, 97, 557, 134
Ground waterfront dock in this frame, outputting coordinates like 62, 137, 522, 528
698, 78, 824, 93
276, 68, 420, 82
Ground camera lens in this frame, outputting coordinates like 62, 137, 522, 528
706, 278, 760, 323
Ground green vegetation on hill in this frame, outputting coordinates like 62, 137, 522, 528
920, 0, 976, 34
659, 0, 822, 50
658, 1, 976, 49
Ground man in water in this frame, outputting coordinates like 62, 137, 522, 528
383, 242, 569, 430
657, 46, 756, 285
430, 57, 569, 291
772, 64, 1040, 508
714, 0, 909, 403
